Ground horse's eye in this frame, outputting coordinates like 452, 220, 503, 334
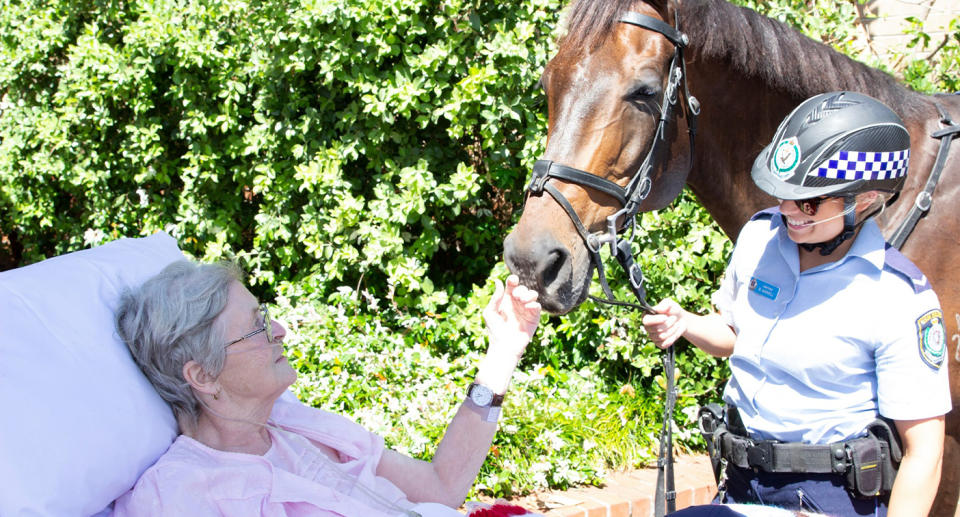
627, 84, 659, 100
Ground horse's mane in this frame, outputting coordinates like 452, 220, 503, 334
561, 0, 927, 118
682, 0, 926, 115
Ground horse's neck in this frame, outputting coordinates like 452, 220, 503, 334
682, 60, 797, 238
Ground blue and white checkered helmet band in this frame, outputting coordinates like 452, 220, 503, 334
810, 149, 910, 181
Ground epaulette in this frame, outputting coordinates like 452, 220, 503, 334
883, 243, 932, 294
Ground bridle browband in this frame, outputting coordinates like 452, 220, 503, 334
526, 7, 699, 314
524, 6, 699, 516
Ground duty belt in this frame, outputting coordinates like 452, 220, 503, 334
698, 404, 902, 498
717, 429, 849, 474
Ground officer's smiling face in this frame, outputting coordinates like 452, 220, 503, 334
779, 197, 847, 244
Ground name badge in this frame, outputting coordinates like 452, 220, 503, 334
749, 277, 780, 300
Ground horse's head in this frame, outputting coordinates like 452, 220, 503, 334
504, 0, 695, 314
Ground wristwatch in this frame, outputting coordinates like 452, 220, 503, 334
466, 382, 504, 423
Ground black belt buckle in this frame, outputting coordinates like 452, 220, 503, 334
747, 441, 775, 471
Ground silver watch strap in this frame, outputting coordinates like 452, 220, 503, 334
464, 397, 502, 423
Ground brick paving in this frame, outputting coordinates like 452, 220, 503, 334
490, 455, 717, 517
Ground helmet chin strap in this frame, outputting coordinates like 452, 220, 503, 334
796, 197, 858, 256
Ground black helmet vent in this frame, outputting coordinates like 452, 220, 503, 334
799, 93, 862, 133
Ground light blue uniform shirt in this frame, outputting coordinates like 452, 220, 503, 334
713, 209, 951, 445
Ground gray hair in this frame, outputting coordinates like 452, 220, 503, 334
115, 260, 241, 429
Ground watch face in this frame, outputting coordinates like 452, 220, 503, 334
470, 384, 494, 406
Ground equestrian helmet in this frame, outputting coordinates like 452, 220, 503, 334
751, 91, 910, 200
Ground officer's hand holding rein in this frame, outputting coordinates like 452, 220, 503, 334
641, 299, 735, 358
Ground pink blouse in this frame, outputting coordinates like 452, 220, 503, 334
112, 391, 457, 517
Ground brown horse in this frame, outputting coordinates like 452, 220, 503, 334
502, 0, 960, 513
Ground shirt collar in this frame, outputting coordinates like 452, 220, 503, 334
845, 218, 886, 271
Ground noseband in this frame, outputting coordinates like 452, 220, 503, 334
526, 7, 699, 313
525, 8, 699, 516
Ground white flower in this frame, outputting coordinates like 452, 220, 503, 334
360, 290, 379, 310
530, 460, 551, 487
537, 429, 567, 450
83, 228, 105, 246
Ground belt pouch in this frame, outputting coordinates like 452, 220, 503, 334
865, 418, 901, 492
845, 437, 883, 498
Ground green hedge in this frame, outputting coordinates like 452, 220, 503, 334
0, 0, 561, 308
2, 0, 956, 497
2, 0, 956, 301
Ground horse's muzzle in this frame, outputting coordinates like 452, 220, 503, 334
503, 230, 589, 315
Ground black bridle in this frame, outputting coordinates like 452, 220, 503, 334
525, 7, 698, 517
527, 9, 699, 314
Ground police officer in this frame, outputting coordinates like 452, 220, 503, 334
643, 91, 951, 515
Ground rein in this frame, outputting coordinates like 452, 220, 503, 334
525, 6, 698, 516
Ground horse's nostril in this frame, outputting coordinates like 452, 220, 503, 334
539, 247, 569, 288
504, 231, 575, 308
504, 230, 582, 314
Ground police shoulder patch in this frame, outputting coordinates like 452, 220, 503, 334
916, 309, 947, 370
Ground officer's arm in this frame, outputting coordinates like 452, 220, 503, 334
681, 312, 736, 357
887, 416, 944, 516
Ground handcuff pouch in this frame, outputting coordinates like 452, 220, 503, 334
844, 437, 883, 498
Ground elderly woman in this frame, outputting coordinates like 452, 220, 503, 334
112, 260, 541, 517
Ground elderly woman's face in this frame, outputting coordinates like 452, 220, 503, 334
214, 281, 296, 401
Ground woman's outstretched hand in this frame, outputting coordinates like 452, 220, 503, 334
477, 275, 541, 394
484, 275, 541, 350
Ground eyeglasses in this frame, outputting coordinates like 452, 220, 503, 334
791, 196, 832, 216
223, 304, 274, 349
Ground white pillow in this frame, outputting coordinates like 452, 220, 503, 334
0, 232, 184, 516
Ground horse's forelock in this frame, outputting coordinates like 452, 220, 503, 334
562, 0, 670, 50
